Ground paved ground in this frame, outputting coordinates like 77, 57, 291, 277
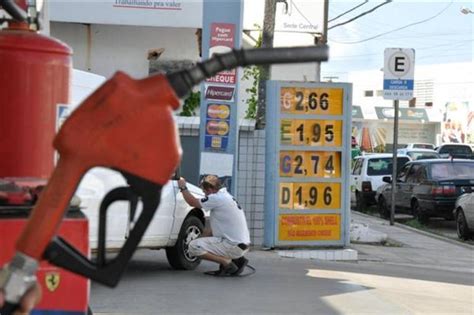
352, 203, 474, 246
89, 212, 474, 315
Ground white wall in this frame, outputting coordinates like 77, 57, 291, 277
348, 62, 473, 110
51, 22, 200, 79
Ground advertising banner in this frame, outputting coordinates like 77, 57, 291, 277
49, 0, 203, 28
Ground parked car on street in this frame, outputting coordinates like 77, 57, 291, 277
351, 154, 410, 211
435, 144, 473, 159
377, 159, 474, 222
404, 143, 436, 150
397, 148, 441, 161
75, 168, 207, 270
453, 192, 474, 240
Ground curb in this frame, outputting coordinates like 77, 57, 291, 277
352, 211, 474, 250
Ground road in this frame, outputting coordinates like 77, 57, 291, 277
89, 244, 473, 315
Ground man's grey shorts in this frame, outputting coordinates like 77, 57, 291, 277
189, 237, 249, 259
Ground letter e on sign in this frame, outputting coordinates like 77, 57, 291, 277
386, 49, 414, 78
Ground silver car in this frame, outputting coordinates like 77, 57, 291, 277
397, 148, 440, 161
454, 192, 474, 240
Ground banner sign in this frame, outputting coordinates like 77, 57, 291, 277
49, 0, 202, 28
199, 0, 242, 194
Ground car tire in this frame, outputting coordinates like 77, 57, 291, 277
166, 215, 204, 270
456, 209, 471, 240
355, 191, 365, 212
412, 200, 429, 224
377, 196, 390, 219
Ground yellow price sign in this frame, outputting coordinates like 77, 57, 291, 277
278, 214, 341, 241
280, 119, 342, 147
280, 87, 343, 115
279, 182, 341, 210
279, 151, 341, 178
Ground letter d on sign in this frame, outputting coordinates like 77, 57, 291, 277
281, 187, 290, 205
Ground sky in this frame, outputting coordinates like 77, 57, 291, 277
321, 0, 473, 80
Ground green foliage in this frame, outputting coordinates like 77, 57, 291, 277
179, 91, 200, 116
243, 66, 260, 119
404, 219, 426, 230
243, 24, 262, 120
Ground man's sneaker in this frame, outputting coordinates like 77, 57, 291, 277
207, 264, 225, 276
231, 256, 249, 275
223, 261, 239, 275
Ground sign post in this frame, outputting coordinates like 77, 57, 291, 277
383, 48, 415, 225
199, 0, 243, 193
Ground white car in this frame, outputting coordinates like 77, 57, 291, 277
351, 153, 410, 210
453, 192, 474, 240
404, 143, 435, 150
397, 148, 440, 161
75, 167, 206, 270
435, 144, 473, 159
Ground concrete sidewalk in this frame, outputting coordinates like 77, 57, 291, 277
350, 211, 474, 273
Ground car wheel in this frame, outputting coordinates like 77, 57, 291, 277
412, 200, 429, 224
166, 215, 203, 270
456, 209, 471, 240
377, 196, 390, 219
355, 192, 365, 212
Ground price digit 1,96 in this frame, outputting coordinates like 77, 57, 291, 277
295, 185, 333, 208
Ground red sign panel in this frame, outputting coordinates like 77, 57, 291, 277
206, 23, 236, 85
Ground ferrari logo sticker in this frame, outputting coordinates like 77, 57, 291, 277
45, 272, 60, 292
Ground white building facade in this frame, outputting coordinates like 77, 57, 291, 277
348, 62, 473, 148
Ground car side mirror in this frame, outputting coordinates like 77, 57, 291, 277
461, 186, 472, 194
171, 167, 181, 180
382, 176, 392, 184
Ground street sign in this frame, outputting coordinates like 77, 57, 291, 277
383, 48, 415, 100
264, 81, 352, 248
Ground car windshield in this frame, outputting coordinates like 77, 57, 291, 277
367, 157, 410, 176
439, 145, 472, 155
430, 162, 474, 180
407, 152, 439, 160
413, 144, 434, 149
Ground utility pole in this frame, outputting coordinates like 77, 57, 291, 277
315, 0, 329, 82
255, 0, 276, 130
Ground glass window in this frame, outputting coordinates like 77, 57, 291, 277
406, 165, 421, 183
366, 157, 410, 176
364, 90, 374, 97
439, 145, 472, 155
430, 162, 474, 180
352, 159, 362, 175
397, 164, 411, 182
413, 144, 435, 150
407, 151, 439, 160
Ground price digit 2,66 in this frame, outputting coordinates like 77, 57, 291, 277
294, 91, 329, 112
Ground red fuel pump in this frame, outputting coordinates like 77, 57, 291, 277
0, 1, 89, 314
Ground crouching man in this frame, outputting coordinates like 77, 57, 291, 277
178, 175, 250, 276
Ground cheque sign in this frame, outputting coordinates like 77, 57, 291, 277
264, 81, 352, 247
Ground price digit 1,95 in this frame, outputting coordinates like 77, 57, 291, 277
280, 120, 342, 146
